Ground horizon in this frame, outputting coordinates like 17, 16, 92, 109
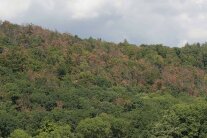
1, 20, 205, 48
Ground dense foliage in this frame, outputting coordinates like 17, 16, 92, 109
1, 21, 207, 137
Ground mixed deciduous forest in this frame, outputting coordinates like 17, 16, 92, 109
1, 21, 207, 138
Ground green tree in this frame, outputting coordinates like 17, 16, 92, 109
0, 111, 17, 138
9, 129, 31, 138
76, 117, 111, 138
152, 103, 207, 138
36, 121, 74, 138
100, 114, 130, 138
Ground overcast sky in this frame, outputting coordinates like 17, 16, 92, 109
0, 0, 207, 46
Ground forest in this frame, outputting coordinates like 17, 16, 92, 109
1, 21, 207, 138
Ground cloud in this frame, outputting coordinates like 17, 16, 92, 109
66, 0, 106, 19
0, 0, 31, 19
0, 0, 207, 46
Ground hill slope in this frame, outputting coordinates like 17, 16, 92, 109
1, 21, 207, 137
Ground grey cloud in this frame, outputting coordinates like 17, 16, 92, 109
1, 0, 207, 47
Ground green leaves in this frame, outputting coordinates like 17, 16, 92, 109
76, 115, 130, 138
77, 117, 111, 138
152, 102, 207, 137
36, 121, 74, 138
9, 129, 31, 138
2, 21, 207, 138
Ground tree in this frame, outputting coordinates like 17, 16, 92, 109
9, 129, 31, 138
0, 46, 3, 54
0, 111, 17, 138
152, 103, 207, 137
36, 121, 74, 138
76, 117, 111, 138
99, 114, 130, 138
2, 47, 27, 72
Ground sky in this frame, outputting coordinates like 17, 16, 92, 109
0, 0, 207, 47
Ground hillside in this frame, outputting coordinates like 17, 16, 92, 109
1, 21, 207, 137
